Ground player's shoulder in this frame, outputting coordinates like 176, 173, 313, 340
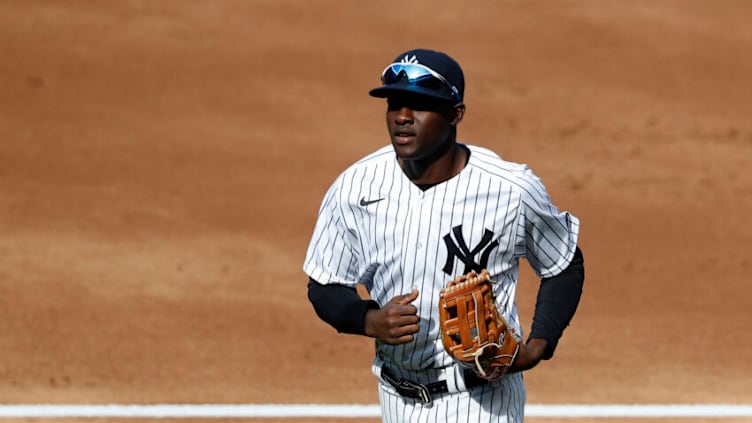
329, 145, 396, 187
466, 144, 532, 178
353, 145, 395, 167
335, 145, 395, 176
465, 143, 548, 193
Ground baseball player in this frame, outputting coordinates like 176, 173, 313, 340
304, 48, 585, 422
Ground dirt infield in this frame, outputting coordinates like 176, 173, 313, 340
1, 1, 750, 422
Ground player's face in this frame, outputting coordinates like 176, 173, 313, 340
386, 94, 462, 161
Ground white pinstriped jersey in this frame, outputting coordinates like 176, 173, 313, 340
304, 143, 579, 374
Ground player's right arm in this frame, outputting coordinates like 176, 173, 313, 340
304, 171, 419, 345
307, 279, 420, 345
364, 289, 420, 344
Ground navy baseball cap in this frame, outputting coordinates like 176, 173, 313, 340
369, 49, 465, 103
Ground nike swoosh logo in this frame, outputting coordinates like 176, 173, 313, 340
359, 197, 385, 206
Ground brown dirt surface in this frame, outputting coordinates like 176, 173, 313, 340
1, 1, 751, 422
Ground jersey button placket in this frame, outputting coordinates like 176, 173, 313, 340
413, 191, 432, 288
414, 193, 426, 251
405, 192, 426, 293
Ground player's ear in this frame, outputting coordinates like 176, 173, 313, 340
450, 103, 465, 126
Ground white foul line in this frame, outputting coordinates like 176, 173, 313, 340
0, 404, 750, 418
525, 404, 752, 418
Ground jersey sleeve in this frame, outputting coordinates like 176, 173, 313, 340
514, 167, 580, 279
303, 177, 362, 287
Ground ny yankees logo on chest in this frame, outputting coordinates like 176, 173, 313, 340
442, 225, 499, 275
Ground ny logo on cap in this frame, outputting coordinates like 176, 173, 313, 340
399, 54, 420, 64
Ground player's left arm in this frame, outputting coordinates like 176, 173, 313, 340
511, 167, 585, 371
511, 246, 584, 371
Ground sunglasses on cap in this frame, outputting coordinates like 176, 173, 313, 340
380, 63, 462, 102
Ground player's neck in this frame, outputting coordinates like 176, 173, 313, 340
400, 143, 468, 185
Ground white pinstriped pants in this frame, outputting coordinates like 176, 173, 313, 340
377, 372, 526, 423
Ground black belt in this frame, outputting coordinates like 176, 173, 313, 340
380, 366, 488, 404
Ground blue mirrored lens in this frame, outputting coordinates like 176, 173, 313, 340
383, 64, 436, 83
381, 64, 459, 100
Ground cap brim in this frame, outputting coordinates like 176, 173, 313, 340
369, 84, 456, 102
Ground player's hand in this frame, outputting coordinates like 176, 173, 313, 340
365, 289, 420, 345
508, 338, 548, 373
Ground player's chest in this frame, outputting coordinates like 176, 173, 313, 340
353, 184, 520, 253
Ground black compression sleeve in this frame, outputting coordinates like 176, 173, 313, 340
307, 278, 380, 336
528, 246, 585, 360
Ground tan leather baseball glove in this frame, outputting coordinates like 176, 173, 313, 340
438, 269, 521, 381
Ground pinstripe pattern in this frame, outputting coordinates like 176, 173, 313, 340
377, 372, 526, 422
304, 143, 579, 421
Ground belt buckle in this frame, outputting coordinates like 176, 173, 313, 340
399, 379, 432, 404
